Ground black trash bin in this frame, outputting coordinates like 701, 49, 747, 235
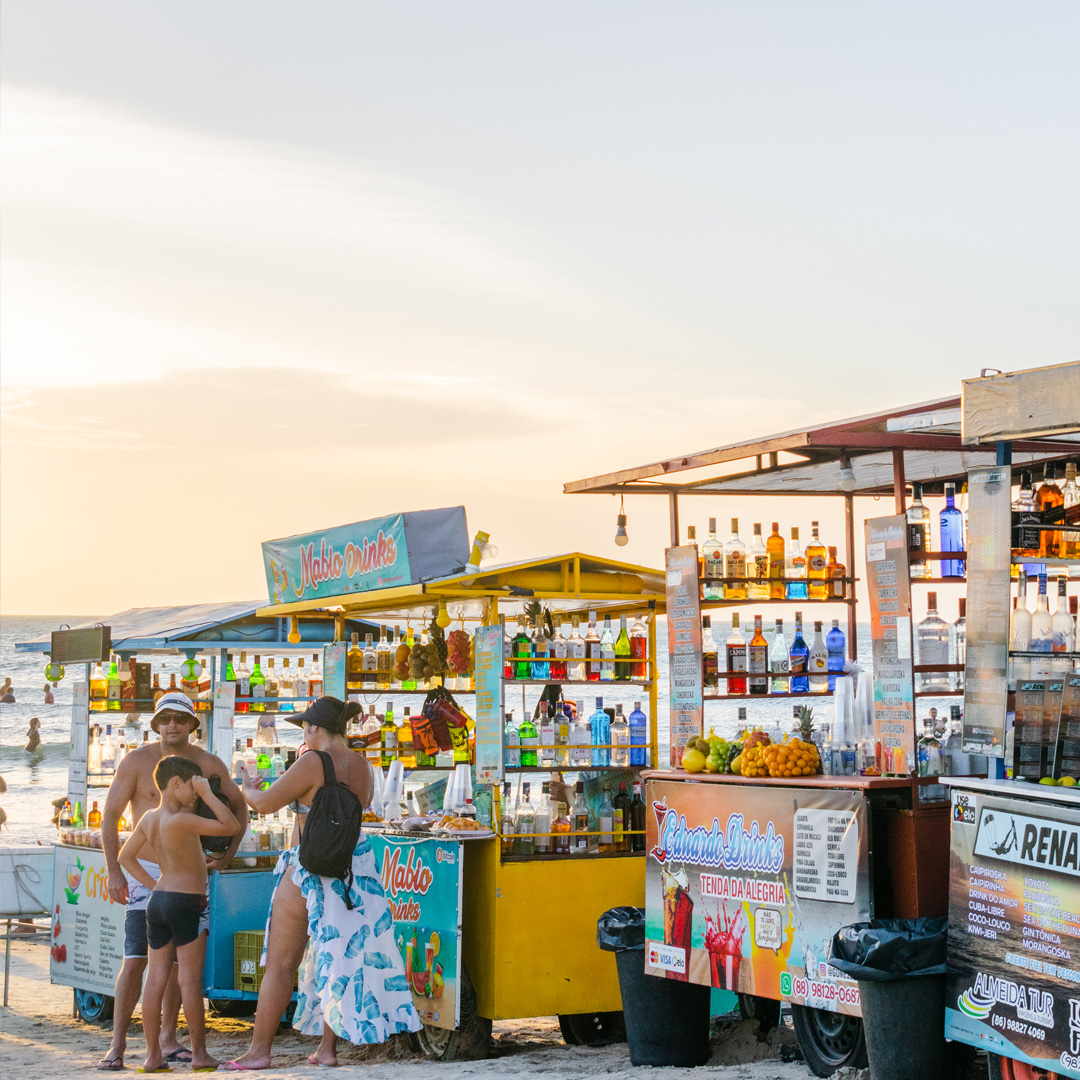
597, 907, 710, 1067
829, 918, 949, 1080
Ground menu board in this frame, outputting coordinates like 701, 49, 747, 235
666, 545, 703, 767
322, 641, 347, 699
864, 515, 916, 774
644, 778, 870, 1014
472, 624, 505, 785
946, 786, 1080, 1077
69, 682, 89, 810
212, 680, 236, 760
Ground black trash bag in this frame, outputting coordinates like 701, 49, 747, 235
597, 906, 646, 952
828, 917, 949, 982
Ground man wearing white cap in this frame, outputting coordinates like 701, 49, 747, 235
97, 692, 245, 1070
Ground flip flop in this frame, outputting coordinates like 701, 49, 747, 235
192, 1069, 218, 1074
96, 1057, 126, 1071
164, 1050, 193, 1064
136, 1068, 172, 1074
222, 1064, 260, 1072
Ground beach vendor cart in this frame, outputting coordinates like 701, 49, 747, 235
15, 602, 374, 1024
565, 388, 1077, 1075
256, 510, 665, 1060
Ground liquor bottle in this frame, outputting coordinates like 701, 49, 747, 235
500, 782, 515, 856
629, 782, 647, 852
264, 657, 279, 711
599, 616, 616, 681
151, 673, 164, 704
531, 618, 549, 680
687, 524, 699, 577
747, 524, 769, 600
309, 653, 323, 698
1010, 573, 1032, 682
614, 616, 632, 680
296, 657, 314, 704
534, 782, 553, 853
552, 801, 572, 854
952, 599, 967, 690
270, 745, 286, 781
805, 522, 828, 600
1063, 462, 1080, 559
827, 547, 846, 599
1036, 462, 1064, 559
279, 657, 295, 712
629, 614, 648, 679
90, 661, 108, 712
611, 705, 630, 766
402, 626, 418, 691
245, 737, 258, 775
538, 701, 555, 766
789, 613, 809, 692
1012, 471, 1041, 559
917, 592, 951, 691
256, 745, 272, 783
769, 618, 789, 694
939, 482, 966, 577
628, 701, 647, 766
568, 616, 587, 681
907, 482, 933, 578
503, 621, 515, 680
231, 738, 246, 782
391, 705, 412, 769
550, 623, 568, 681
100, 724, 116, 777
234, 652, 250, 713
513, 783, 535, 856
556, 702, 571, 767
250, 655, 266, 711
917, 719, 942, 777
88, 801, 102, 828
380, 705, 398, 767
701, 517, 724, 600
518, 709, 539, 767
786, 527, 808, 600
585, 611, 602, 681
362, 708, 381, 764
1030, 573, 1054, 678
376, 626, 393, 690
513, 617, 532, 680
808, 621, 828, 692
570, 701, 591, 766
570, 782, 591, 854
701, 616, 719, 690
362, 634, 378, 686
826, 619, 846, 692
106, 656, 122, 711
1052, 577, 1076, 672
590, 697, 611, 767
167, 673, 179, 694
347, 632, 364, 690
724, 518, 747, 600
726, 614, 747, 695
764, 521, 786, 600
748, 615, 768, 695
598, 792, 616, 852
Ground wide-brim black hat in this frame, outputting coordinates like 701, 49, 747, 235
281, 695, 357, 735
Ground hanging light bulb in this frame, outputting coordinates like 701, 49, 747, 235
436, 599, 452, 628
838, 454, 857, 493
288, 616, 302, 645
614, 495, 629, 546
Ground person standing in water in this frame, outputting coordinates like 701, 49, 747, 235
1, 678, 15, 703
43, 684, 55, 704
25, 718, 42, 753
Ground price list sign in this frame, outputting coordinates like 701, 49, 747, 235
666, 545, 703, 767
473, 624, 505, 785
864, 515, 915, 774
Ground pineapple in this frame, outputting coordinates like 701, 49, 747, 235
794, 705, 815, 742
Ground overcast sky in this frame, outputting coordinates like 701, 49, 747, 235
2, 2, 1077, 613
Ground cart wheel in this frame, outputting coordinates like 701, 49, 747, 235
987, 1052, 1061, 1080
415, 966, 491, 1061
207, 998, 258, 1018
558, 1011, 626, 1046
74, 988, 115, 1025
738, 994, 782, 1035
790, 1004, 867, 1077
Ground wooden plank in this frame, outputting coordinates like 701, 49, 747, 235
962, 361, 1080, 444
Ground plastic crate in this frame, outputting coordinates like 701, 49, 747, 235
234, 930, 266, 994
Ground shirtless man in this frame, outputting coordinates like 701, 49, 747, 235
97, 692, 245, 1071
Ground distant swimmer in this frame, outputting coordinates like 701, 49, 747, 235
44, 684, 55, 704
26, 718, 42, 754
1, 678, 15, 703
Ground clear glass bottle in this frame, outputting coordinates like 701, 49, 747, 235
614, 616, 632, 681
100, 725, 116, 777
514, 782, 535, 856
531, 618, 549, 680
907, 482, 933, 578
279, 657, 295, 712
264, 657, 279, 710
805, 522, 828, 600
539, 701, 555, 766
1052, 576, 1076, 672
552, 801, 572, 854
598, 792, 616, 852
361, 633, 378, 686
629, 614, 648, 679
725, 614, 747, 695
294, 657, 310, 702
786, 527, 808, 600
611, 705, 630, 766
701, 616, 719, 691
748, 524, 770, 600
231, 738, 245, 782
534, 782, 552, 854
309, 652, 323, 698
500, 782, 515, 856
585, 611, 602, 682
570, 701, 591, 767
952, 599, 967, 690
917, 592, 951, 691
629, 701, 647, 766
724, 518, 747, 600
570, 782, 591, 854
808, 621, 828, 692
550, 622, 568, 681
1010, 572, 1032, 683
87, 725, 102, 783
518, 709, 538, 768
748, 615, 768, 695
789, 613, 809, 692
917, 718, 942, 777
235, 652, 252, 710
590, 697, 611, 767
826, 619, 846, 692
767, 521, 786, 599
939, 482, 966, 577
504, 711, 520, 767
769, 618, 789, 693
599, 616, 616, 681
362, 708, 381, 764
1030, 573, 1054, 678
270, 745, 286, 781
702, 517, 724, 600
376, 626, 393, 690
568, 615, 586, 681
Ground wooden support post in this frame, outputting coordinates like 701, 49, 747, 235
892, 448, 907, 514
668, 492, 680, 546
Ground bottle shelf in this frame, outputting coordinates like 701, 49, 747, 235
502, 764, 646, 772
700, 597, 854, 609
1011, 557, 1080, 568
346, 688, 474, 696
1009, 650, 1080, 659
702, 577, 858, 585
500, 678, 652, 688
499, 848, 644, 863
704, 691, 832, 700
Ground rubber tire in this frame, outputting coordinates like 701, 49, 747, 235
415, 966, 491, 1061
987, 1051, 1061, 1080
738, 994, 782, 1034
74, 988, 115, 1025
558, 1010, 627, 1047
207, 998, 258, 1018
790, 1003, 868, 1078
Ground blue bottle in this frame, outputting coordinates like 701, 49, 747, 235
789, 614, 809, 693
826, 620, 846, 692
939, 482, 966, 578
590, 697, 610, 767
628, 701, 648, 766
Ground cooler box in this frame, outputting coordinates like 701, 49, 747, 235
0, 846, 53, 917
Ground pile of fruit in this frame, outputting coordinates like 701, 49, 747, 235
763, 737, 821, 777
680, 721, 822, 779
446, 628, 472, 677
402, 626, 446, 683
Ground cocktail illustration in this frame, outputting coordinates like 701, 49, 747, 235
661, 865, 693, 981
704, 901, 747, 991
64, 858, 84, 905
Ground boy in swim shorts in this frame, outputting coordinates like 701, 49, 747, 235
120, 757, 239, 1072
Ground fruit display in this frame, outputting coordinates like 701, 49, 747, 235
393, 639, 412, 682
739, 742, 770, 777
763, 736, 821, 777
407, 625, 446, 683
677, 723, 820, 779
446, 628, 472, 676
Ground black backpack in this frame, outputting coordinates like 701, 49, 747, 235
298, 750, 363, 909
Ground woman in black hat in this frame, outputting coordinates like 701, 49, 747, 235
225, 697, 420, 1070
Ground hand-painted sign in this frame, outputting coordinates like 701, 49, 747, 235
473, 624, 505, 785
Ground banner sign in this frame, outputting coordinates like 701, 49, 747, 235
369, 833, 463, 1031
473, 624, 505, 785
323, 642, 347, 700
262, 506, 469, 605
946, 787, 1080, 1076
665, 545, 703, 767
69, 683, 89, 810
865, 515, 916, 774
51, 844, 124, 996
644, 778, 870, 1015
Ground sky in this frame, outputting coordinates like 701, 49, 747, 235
2, 2, 1078, 614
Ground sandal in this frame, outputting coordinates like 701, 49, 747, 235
96, 1057, 126, 1072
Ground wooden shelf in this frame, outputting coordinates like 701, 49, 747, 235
705, 690, 832, 700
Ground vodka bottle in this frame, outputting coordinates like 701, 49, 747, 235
362, 634, 378, 687
231, 738, 245, 782
279, 657, 295, 712
826, 619, 846, 693
1030, 573, 1054, 678
362, 709, 382, 764
789, 613, 810, 693
590, 697, 611, 767
294, 657, 310, 701
629, 701, 647, 766
939, 482, 966, 577
748, 615, 768, 695
599, 616, 616, 681
726, 614, 747, 695
724, 518, 747, 600
917, 592, 951, 692
808, 621, 829, 693
531, 618, 549, 680
585, 611, 602, 682
539, 702, 556, 765
568, 616, 587, 681
701, 517, 724, 600
534, 782, 553, 854
614, 616, 632, 681
701, 616, 719, 690
610, 705, 630, 766
265, 658, 279, 709
748, 524, 770, 600
514, 783, 535, 856
100, 725, 116, 778
245, 737, 258, 775
786, 527, 808, 600
769, 618, 789, 693
942, 704, 966, 776
917, 719, 942, 777
1010, 572, 1032, 683
570, 701, 591, 766
952, 599, 967, 690
375, 627, 393, 690
237, 652, 252, 708
907, 482, 932, 578
87, 725, 102, 783
1052, 576, 1076, 672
